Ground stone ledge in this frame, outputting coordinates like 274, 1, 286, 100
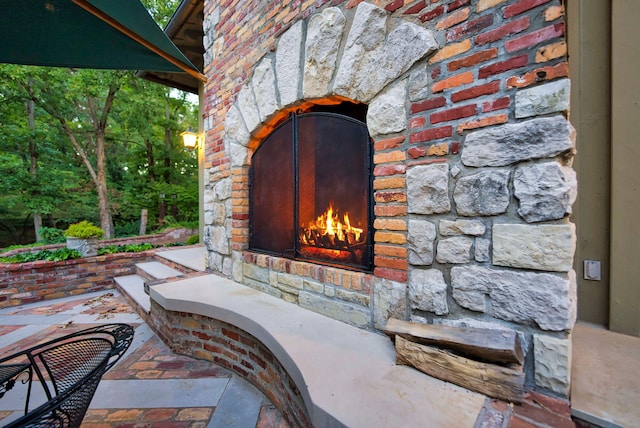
149, 274, 485, 428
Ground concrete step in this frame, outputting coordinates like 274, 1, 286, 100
114, 274, 149, 313
136, 261, 183, 283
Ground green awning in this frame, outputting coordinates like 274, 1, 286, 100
0, 0, 205, 82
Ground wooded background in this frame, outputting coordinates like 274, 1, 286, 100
0, 0, 198, 247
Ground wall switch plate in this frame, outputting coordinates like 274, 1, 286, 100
584, 260, 601, 281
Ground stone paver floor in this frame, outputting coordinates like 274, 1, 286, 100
0, 290, 288, 428
0, 286, 579, 428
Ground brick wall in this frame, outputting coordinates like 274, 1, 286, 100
0, 251, 156, 308
201, 0, 575, 397
0, 227, 197, 258
148, 301, 311, 427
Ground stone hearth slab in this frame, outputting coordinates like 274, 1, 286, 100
150, 275, 486, 428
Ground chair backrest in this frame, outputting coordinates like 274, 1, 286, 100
3, 323, 134, 428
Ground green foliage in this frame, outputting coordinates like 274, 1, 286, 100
185, 235, 199, 245
64, 221, 104, 239
0, 59, 199, 246
0, 247, 81, 263
38, 227, 66, 244
114, 221, 140, 237
97, 242, 155, 255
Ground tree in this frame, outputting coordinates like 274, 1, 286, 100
8, 67, 130, 238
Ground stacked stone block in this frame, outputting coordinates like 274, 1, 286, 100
201, 0, 575, 397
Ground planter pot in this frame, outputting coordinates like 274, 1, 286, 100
66, 237, 99, 257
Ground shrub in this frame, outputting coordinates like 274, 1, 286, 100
0, 248, 82, 263
38, 227, 66, 244
185, 235, 199, 245
64, 221, 104, 239
97, 243, 155, 256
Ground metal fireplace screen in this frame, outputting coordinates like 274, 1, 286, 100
250, 112, 373, 271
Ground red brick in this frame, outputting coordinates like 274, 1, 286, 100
448, 48, 498, 72
374, 256, 408, 271
374, 267, 407, 282
512, 401, 575, 428
506, 61, 569, 88
508, 415, 538, 428
436, 8, 470, 31
375, 245, 408, 258
374, 191, 407, 203
478, 54, 528, 78
411, 97, 446, 114
450, 141, 460, 154
432, 71, 474, 92
451, 81, 500, 102
408, 158, 448, 167
475, 16, 530, 46
504, 0, 552, 18
431, 66, 442, 80
482, 96, 511, 112
430, 105, 477, 124
419, 5, 444, 22
408, 147, 426, 159
374, 205, 407, 217
404, 0, 427, 15
446, 14, 493, 42
505, 23, 565, 53
409, 116, 427, 129
448, 0, 470, 12
374, 136, 405, 151
384, 0, 404, 12
524, 391, 571, 417
457, 114, 508, 132
410, 125, 453, 143
374, 164, 407, 176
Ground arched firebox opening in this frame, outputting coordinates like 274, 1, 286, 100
249, 103, 373, 271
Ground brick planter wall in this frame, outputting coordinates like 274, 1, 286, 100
148, 301, 311, 428
0, 251, 156, 308
201, 0, 575, 397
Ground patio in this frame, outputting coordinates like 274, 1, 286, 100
5, 247, 635, 426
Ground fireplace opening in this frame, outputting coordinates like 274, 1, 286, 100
249, 107, 373, 271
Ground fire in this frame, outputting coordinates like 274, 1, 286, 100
300, 203, 364, 249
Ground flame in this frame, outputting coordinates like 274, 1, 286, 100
300, 203, 363, 247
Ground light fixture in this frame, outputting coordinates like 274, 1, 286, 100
181, 127, 198, 150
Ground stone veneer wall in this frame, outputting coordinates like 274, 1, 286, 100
201, 0, 576, 397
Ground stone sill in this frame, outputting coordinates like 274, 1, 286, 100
149, 274, 485, 427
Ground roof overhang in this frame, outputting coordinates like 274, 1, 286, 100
137, 0, 204, 94
0, 0, 204, 83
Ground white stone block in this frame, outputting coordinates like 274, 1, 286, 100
493, 223, 576, 272
407, 164, 451, 214
516, 78, 570, 118
408, 269, 449, 315
303, 7, 346, 99
534, 334, 571, 396
367, 79, 407, 137
451, 265, 575, 331
462, 116, 575, 167
436, 237, 473, 264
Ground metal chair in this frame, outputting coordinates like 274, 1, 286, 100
0, 323, 134, 428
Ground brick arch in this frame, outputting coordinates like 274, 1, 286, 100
222, 2, 438, 156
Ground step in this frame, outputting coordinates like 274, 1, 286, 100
136, 261, 183, 283
114, 274, 150, 313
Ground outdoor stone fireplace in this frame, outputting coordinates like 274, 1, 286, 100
201, 0, 576, 398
